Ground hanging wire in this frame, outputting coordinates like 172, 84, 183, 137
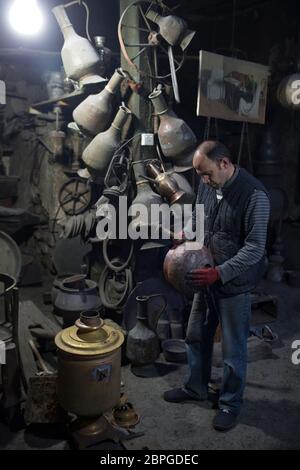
82, 1, 92, 42
113, 133, 143, 160
64, 0, 92, 42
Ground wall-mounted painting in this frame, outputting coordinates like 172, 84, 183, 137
197, 51, 269, 124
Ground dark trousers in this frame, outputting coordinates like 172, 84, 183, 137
184, 290, 251, 415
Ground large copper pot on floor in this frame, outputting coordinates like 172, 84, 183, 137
55, 310, 124, 417
163, 242, 214, 297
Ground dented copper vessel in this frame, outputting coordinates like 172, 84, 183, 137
163, 242, 214, 297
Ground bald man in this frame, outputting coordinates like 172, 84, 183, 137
164, 140, 270, 431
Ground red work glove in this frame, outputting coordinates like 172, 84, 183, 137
185, 267, 220, 288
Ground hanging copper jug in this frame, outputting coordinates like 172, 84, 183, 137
73, 68, 127, 137
149, 88, 197, 160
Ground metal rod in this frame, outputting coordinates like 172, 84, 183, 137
131, 47, 147, 62
168, 46, 180, 104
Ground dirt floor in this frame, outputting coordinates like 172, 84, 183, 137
0, 277, 300, 451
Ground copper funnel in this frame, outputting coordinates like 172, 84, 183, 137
146, 9, 195, 51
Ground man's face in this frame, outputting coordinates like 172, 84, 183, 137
193, 151, 228, 189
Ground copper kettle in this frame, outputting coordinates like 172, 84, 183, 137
145, 160, 186, 205
129, 162, 164, 235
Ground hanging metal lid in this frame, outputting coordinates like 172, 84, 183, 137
55, 310, 124, 356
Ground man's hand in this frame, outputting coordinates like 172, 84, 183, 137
185, 267, 220, 288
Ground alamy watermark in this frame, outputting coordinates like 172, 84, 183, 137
291, 340, 300, 365
0, 340, 5, 365
95, 196, 205, 250
290, 80, 300, 105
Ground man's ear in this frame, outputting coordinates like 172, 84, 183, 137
220, 157, 230, 169
217, 158, 225, 169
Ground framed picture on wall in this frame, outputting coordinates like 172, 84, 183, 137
197, 50, 269, 124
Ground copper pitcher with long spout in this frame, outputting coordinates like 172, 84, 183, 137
145, 160, 186, 205
52, 5, 104, 87
149, 88, 197, 160
129, 162, 164, 236
82, 104, 132, 178
73, 68, 127, 137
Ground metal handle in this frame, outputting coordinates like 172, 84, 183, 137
138, 174, 158, 185
144, 294, 167, 331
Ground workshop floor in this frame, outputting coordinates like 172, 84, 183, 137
1, 278, 299, 451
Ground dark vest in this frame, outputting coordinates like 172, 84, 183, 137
197, 167, 268, 296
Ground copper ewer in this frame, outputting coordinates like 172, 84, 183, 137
145, 160, 186, 205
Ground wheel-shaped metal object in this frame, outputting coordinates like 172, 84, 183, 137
58, 178, 92, 216
118, 0, 185, 80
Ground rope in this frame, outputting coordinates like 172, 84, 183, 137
99, 262, 133, 310
102, 238, 134, 272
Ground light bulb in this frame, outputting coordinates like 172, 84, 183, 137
9, 0, 43, 36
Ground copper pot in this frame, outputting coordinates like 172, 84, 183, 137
163, 242, 214, 296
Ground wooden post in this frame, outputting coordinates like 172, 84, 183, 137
119, 0, 155, 163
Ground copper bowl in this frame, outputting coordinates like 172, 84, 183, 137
163, 242, 214, 297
